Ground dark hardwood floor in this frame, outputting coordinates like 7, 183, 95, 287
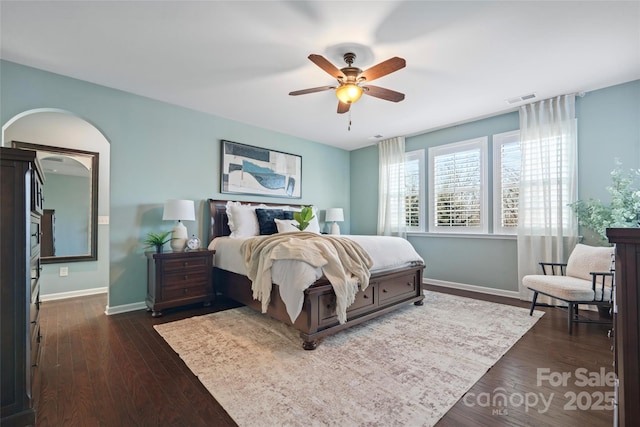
35, 286, 614, 427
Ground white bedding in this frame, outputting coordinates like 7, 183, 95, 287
208, 235, 424, 323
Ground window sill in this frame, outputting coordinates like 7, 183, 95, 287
407, 232, 517, 240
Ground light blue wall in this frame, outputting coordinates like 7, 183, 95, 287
3, 58, 637, 302
350, 80, 640, 292
1, 60, 351, 309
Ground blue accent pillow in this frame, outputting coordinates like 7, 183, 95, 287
255, 209, 295, 235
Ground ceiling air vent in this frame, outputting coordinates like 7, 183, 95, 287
506, 93, 537, 105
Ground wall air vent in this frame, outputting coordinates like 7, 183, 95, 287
506, 93, 537, 105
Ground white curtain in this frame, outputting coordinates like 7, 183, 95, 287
517, 94, 579, 301
377, 136, 407, 238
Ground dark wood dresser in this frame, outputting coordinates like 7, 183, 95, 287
1, 148, 45, 426
146, 249, 215, 317
606, 228, 640, 427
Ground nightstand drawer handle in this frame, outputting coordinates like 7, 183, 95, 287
363, 294, 369, 299
183, 262, 189, 267
407, 282, 412, 286
183, 275, 189, 281
382, 289, 388, 293
183, 288, 189, 294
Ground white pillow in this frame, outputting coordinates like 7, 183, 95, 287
274, 218, 300, 233
225, 202, 320, 237
225, 201, 265, 238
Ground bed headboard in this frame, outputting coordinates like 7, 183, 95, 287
206, 199, 305, 243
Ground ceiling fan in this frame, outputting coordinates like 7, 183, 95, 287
289, 52, 406, 114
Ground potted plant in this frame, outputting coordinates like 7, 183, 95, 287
293, 206, 315, 231
144, 231, 173, 253
569, 160, 640, 244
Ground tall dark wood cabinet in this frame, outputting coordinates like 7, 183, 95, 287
1, 148, 45, 426
606, 228, 640, 427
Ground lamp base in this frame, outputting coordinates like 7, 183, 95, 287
170, 221, 188, 251
330, 222, 341, 235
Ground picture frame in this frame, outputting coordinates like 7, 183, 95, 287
220, 140, 302, 199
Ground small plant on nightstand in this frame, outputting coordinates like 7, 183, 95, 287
144, 231, 173, 253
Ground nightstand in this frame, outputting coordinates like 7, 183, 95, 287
145, 249, 215, 317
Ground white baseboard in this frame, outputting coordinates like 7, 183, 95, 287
105, 301, 148, 315
424, 278, 521, 299
40, 287, 108, 302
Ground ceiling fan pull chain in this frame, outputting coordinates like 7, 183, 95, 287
348, 110, 352, 131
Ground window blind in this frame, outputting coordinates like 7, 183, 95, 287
404, 154, 421, 228
433, 148, 481, 227
500, 140, 521, 228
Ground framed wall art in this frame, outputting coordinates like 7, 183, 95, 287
220, 140, 302, 198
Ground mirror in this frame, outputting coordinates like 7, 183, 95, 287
12, 141, 99, 263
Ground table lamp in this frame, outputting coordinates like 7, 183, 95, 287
325, 208, 344, 235
163, 199, 195, 251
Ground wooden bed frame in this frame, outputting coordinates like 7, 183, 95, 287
207, 199, 425, 350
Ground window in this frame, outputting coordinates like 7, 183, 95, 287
493, 131, 521, 234
404, 150, 424, 231
428, 137, 488, 233
518, 120, 576, 232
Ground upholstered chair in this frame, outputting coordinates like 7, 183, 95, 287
523, 243, 614, 334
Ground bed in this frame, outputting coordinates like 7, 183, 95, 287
207, 199, 425, 350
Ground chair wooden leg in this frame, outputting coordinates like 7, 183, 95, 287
529, 291, 538, 316
567, 302, 574, 334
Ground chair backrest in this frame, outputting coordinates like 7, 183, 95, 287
566, 243, 614, 281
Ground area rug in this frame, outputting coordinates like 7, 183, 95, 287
154, 291, 543, 426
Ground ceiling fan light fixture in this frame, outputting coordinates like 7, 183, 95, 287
335, 83, 363, 104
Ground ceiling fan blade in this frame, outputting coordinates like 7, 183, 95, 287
289, 85, 336, 96
360, 57, 406, 82
337, 101, 350, 114
363, 85, 405, 102
308, 54, 345, 79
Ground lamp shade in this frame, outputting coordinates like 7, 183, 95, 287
162, 199, 195, 221
325, 208, 344, 223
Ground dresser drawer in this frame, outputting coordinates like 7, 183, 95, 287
30, 324, 41, 369
379, 273, 418, 304
30, 218, 41, 255
29, 290, 41, 370
30, 260, 41, 296
162, 283, 209, 301
31, 172, 44, 214
162, 269, 209, 287
161, 269, 209, 300
162, 256, 209, 273
318, 284, 376, 324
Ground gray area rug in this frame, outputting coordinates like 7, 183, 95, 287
154, 291, 543, 426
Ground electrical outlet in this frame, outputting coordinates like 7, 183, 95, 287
59, 266, 68, 277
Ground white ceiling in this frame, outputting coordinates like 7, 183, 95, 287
1, 1, 639, 151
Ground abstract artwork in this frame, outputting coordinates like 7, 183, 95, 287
220, 140, 302, 198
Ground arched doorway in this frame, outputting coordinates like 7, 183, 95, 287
2, 109, 111, 303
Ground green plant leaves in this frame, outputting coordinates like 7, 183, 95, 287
570, 160, 640, 242
293, 206, 315, 231
144, 231, 173, 247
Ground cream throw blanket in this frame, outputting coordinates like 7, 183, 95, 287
241, 232, 373, 324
